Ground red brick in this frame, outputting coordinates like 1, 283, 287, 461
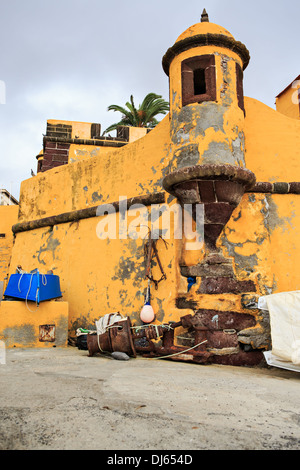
44, 142, 57, 149
57, 143, 70, 150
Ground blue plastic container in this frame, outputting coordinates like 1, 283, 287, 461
4, 271, 62, 304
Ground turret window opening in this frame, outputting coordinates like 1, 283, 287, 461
194, 68, 206, 95
182, 55, 216, 107
236, 62, 245, 113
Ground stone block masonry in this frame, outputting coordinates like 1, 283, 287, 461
37, 123, 72, 172
41, 141, 70, 172
46, 123, 72, 139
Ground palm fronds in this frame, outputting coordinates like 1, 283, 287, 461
103, 93, 169, 135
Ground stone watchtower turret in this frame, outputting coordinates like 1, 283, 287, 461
163, 9, 250, 170
162, 11, 263, 366
162, 10, 256, 269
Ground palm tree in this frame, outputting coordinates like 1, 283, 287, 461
103, 93, 169, 135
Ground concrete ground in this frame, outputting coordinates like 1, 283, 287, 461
0, 346, 300, 451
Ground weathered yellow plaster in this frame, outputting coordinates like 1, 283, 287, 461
168, 43, 245, 175
18, 116, 171, 223
169, 46, 243, 113
0, 300, 68, 348
68, 144, 115, 164
244, 97, 300, 181
275, 79, 300, 120
47, 119, 92, 139
0, 205, 19, 281
175, 22, 234, 43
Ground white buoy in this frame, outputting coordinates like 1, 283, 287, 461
140, 302, 155, 323
140, 279, 155, 323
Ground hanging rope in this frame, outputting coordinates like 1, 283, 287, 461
17, 270, 41, 313
144, 231, 167, 289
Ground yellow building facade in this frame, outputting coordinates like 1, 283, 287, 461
0, 205, 19, 282
1, 12, 300, 365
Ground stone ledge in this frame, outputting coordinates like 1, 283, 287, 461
43, 135, 127, 148
162, 33, 250, 76
12, 192, 166, 234
180, 261, 234, 278
248, 182, 300, 194
198, 277, 256, 294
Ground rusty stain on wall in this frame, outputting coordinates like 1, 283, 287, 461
39, 324, 55, 342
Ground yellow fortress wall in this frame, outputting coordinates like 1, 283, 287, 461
0, 205, 19, 282
2, 12, 300, 365
9, 118, 182, 334
9, 97, 300, 337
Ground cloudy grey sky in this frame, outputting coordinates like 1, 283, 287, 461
0, 0, 299, 199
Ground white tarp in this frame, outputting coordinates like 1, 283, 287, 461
259, 291, 300, 366
263, 351, 300, 372
95, 312, 124, 335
